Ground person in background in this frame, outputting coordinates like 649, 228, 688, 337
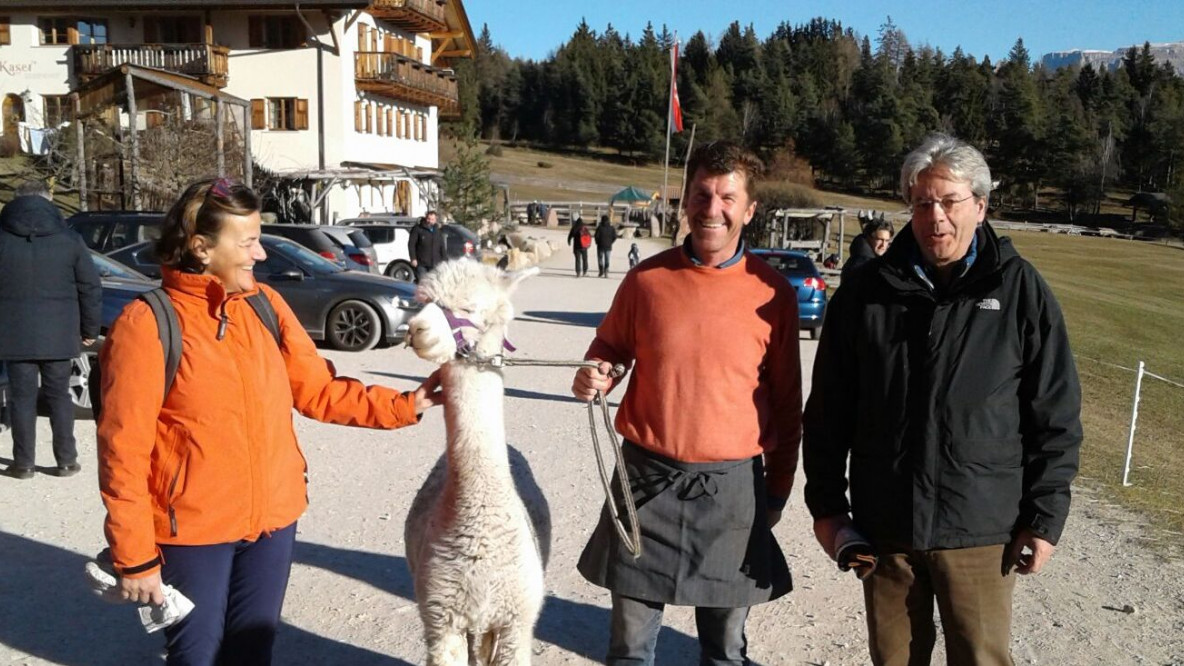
572, 141, 802, 664
804, 134, 1082, 666
567, 215, 591, 277
407, 210, 446, 282
840, 219, 893, 283
98, 178, 443, 665
628, 242, 641, 269
0, 180, 101, 479
594, 214, 618, 278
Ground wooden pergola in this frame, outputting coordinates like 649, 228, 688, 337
72, 64, 251, 210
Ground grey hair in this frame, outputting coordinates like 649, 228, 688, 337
14, 180, 52, 201
899, 134, 992, 206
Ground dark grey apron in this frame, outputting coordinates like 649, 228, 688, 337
578, 441, 792, 607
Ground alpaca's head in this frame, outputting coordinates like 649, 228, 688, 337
406, 259, 538, 365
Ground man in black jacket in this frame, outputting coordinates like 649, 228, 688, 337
407, 210, 446, 282
0, 182, 102, 479
803, 134, 1082, 666
593, 215, 617, 278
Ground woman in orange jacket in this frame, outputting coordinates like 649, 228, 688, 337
97, 178, 441, 665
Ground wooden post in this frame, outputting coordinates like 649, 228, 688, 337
73, 94, 88, 211
215, 98, 225, 177
837, 211, 845, 263
242, 102, 253, 188
125, 69, 141, 209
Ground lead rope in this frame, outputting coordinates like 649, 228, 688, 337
458, 354, 643, 559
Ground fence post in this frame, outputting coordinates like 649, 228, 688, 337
1122, 360, 1146, 487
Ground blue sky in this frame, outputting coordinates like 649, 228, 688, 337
463, 0, 1183, 65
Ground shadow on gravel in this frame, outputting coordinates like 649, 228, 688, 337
518, 310, 605, 328
0, 531, 414, 665
366, 371, 618, 407
294, 543, 700, 662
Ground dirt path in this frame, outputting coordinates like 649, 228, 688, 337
1, 229, 1182, 665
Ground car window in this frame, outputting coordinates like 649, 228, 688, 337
137, 223, 162, 242
72, 221, 106, 249
362, 227, 394, 244
265, 237, 344, 273
347, 230, 373, 248
90, 252, 150, 281
756, 253, 815, 276
256, 251, 298, 276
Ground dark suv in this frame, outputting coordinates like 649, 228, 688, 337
260, 224, 350, 268
67, 211, 166, 253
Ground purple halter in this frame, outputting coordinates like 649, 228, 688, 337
439, 304, 516, 359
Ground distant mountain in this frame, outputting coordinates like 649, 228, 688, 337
1040, 41, 1184, 73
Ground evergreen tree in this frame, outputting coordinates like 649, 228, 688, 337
441, 137, 499, 230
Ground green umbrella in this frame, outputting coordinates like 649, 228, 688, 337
609, 186, 655, 205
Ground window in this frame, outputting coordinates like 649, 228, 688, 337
0, 17, 11, 45
248, 16, 304, 49
38, 17, 106, 45
43, 95, 70, 127
144, 16, 201, 44
251, 98, 307, 130
38, 17, 72, 45
76, 18, 108, 45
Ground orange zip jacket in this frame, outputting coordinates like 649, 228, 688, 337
98, 268, 420, 578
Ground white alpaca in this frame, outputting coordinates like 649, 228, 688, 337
404, 260, 550, 666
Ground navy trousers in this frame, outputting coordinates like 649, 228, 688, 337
6, 359, 76, 469
574, 248, 589, 276
160, 522, 297, 666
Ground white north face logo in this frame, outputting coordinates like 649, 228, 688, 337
976, 298, 1001, 311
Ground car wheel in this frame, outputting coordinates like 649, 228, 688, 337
327, 300, 382, 352
386, 261, 414, 282
69, 352, 96, 412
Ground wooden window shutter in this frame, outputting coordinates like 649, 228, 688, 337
357, 24, 366, 52
354, 101, 363, 132
370, 30, 377, 52
365, 103, 373, 134
294, 99, 309, 130
248, 16, 263, 48
251, 99, 266, 129
416, 46, 424, 62
386, 109, 393, 137
0, 18, 11, 45
67, 24, 79, 45
384, 34, 393, 53
376, 106, 384, 136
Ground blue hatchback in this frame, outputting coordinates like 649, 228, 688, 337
750, 248, 828, 339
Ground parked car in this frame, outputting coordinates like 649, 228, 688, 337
260, 223, 351, 268
319, 225, 380, 274
341, 218, 481, 268
333, 223, 414, 280
749, 248, 828, 339
110, 236, 421, 351
67, 210, 166, 253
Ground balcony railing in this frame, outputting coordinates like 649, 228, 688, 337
73, 43, 230, 88
355, 51, 459, 117
367, 0, 447, 34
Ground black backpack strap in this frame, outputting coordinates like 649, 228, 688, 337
246, 291, 283, 349
140, 288, 182, 403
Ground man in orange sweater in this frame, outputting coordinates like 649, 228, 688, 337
572, 141, 802, 664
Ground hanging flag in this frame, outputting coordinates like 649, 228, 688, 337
670, 40, 684, 133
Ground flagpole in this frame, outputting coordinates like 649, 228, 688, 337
660, 33, 677, 239
672, 122, 697, 245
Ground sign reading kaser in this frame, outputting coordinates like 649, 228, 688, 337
0, 62, 35, 76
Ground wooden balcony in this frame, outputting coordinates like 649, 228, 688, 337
367, 0, 447, 34
73, 43, 230, 88
355, 51, 459, 117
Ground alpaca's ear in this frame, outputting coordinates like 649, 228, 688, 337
502, 267, 539, 292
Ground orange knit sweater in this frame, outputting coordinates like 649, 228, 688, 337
587, 247, 803, 502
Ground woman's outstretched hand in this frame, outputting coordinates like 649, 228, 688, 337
413, 369, 445, 411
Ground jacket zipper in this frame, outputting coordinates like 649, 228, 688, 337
167, 462, 183, 536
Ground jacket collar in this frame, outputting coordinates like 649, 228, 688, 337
162, 266, 259, 319
879, 220, 1010, 296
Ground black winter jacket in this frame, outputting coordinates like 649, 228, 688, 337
407, 221, 446, 269
803, 221, 1082, 550
0, 196, 102, 360
594, 222, 617, 249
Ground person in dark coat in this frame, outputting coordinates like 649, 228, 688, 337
566, 216, 590, 277
804, 134, 1082, 665
840, 218, 893, 283
0, 182, 102, 479
593, 215, 618, 277
406, 210, 446, 282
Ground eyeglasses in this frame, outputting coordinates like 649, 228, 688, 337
909, 193, 975, 214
